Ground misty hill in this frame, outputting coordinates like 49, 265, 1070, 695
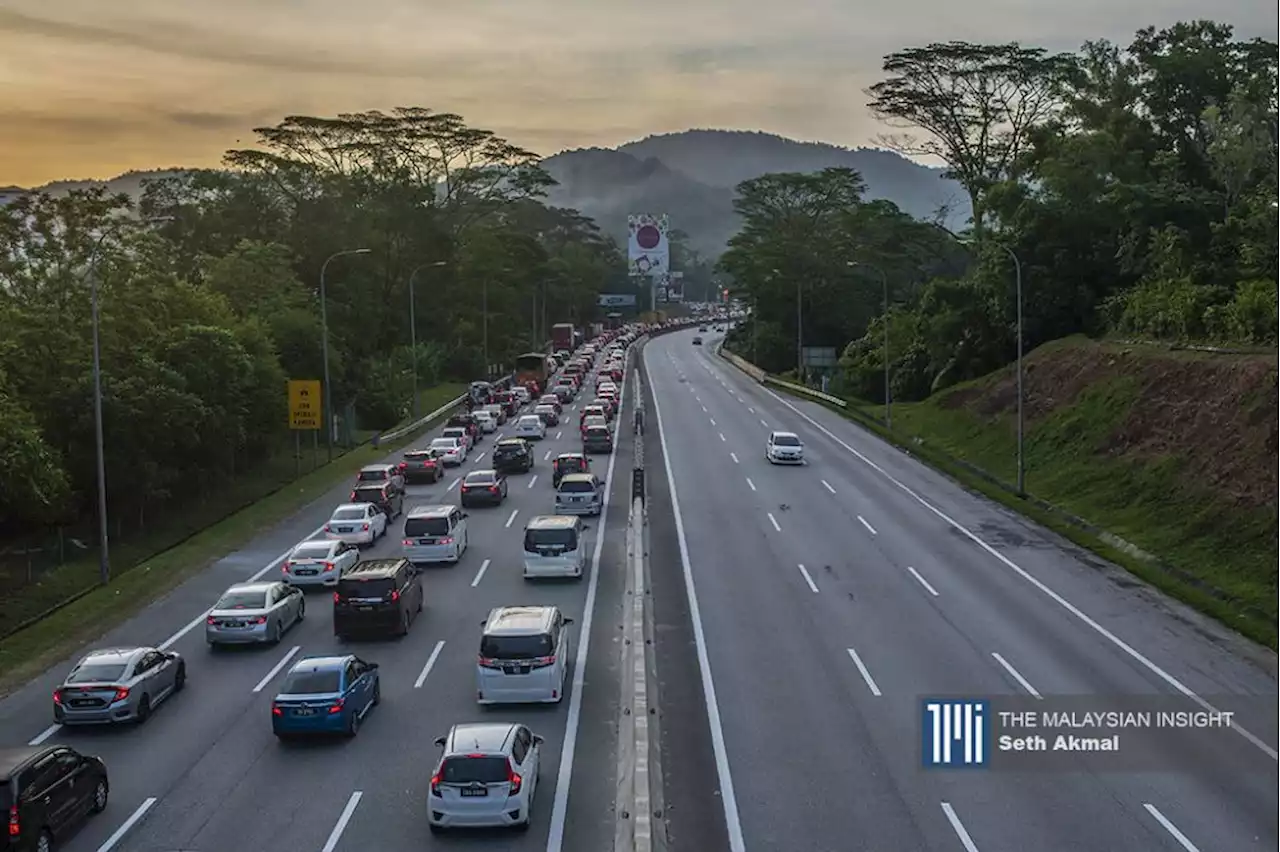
9, 130, 970, 258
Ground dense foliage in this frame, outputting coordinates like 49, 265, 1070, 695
0, 107, 624, 538
722, 21, 1278, 401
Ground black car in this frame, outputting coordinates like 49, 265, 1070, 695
1, 744, 109, 852
583, 425, 613, 454
350, 482, 405, 519
460, 470, 509, 507
333, 559, 423, 639
399, 449, 444, 484
692, 336, 703, 345
492, 438, 534, 473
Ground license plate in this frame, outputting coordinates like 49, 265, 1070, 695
225, 621, 244, 628
570, 496, 582, 502
503, 665, 530, 675
419, 539, 436, 545
295, 708, 315, 716
296, 569, 317, 576
357, 606, 374, 612
461, 787, 488, 798
72, 699, 96, 707
337, 526, 352, 533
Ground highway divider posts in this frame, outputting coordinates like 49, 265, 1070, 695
615, 341, 665, 852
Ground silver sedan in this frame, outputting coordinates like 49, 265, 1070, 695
205, 581, 305, 648
54, 646, 186, 726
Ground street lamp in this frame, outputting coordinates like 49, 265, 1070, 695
408, 261, 447, 420
320, 248, 372, 462
84, 214, 172, 585
956, 237, 1025, 495
848, 261, 891, 429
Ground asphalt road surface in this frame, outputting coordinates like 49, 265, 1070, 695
641, 327, 1278, 852
0, 358, 636, 852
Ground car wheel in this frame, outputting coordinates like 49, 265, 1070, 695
91, 776, 109, 813
135, 695, 151, 724
429, 824, 444, 835
399, 612, 410, 636
372, 680, 381, 706
297, 599, 306, 622
271, 621, 283, 645
174, 663, 187, 692
347, 710, 360, 737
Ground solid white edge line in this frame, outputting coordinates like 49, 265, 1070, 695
991, 652, 1042, 699
766, 512, 781, 531
797, 564, 820, 594
28, 724, 61, 747
643, 339, 747, 852
857, 515, 877, 535
252, 645, 301, 693
528, 475, 539, 488
545, 346, 629, 852
757, 384, 1280, 762
845, 647, 883, 696
471, 558, 492, 588
940, 802, 981, 852
821, 479, 836, 494
320, 791, 364, 852
504, 509, 519, 528
907, 566, 940, 597
94, 796, 157, 852
414, 640, 446, 689
1143, 804, 1202, 852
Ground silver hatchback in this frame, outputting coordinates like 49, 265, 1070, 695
205, 581, 306, 647
554, 473, 603, 516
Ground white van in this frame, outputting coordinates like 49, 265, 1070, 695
402, 505, 469, 565
522, 516, 587, 579
476, 606, 573, 705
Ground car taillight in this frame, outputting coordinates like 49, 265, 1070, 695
333, 592, 341, 603
477, 656, 501, 669
272, 705, 283, 716
350, 491, 357, 500
398, 462, 407, 469
532, 655, 556, 668
328, 699, 344, 714
439, 536, 454, 545
507, 760, 523, 795
8, 804, 18, 837
362, 523, 370, 531
207, 615, 217, 625
112, 687, 129, 702
390, 590, 400, 602
430, 770, 443, 796
402, 539, 414, 546
255, 616, 267, 625
460, 486, 469, 492
323, 562, 335, 572
324, 524, 331, 533
52, 689, 63, 705
490, 486, 499, 494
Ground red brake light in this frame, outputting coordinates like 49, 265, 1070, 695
207, 615, 217, 625
350, 491, 357, 500
324, 524, 331, 533
490, 486, 499, 493
328, 699, 344, 714
362, 523, 370, 531
254, 616, 267, 625
439, 536, 454, 545
333, 592, 341, 603
272, 705, 283, 716
112, 687, 129, 702
8, 804, 18, 837
507, 759, 523, 795
402, 539, 414, 546
52, 689, 63, 705
390, 590, 400, 602
478, 656, 500, 669
322, 561, 335, 572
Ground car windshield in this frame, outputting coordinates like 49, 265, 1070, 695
465, 472, 496, 486
495, 443, 524, 455
559, 479, 594, 493
333, 507, 365, 521
586, 428, 609, 438
480, 634, 553, 659
215, 590, 267, 609
357, 470, 387, 481
280, 669, 341, 695
66, 663, 128, 684
338, 576, 395, 597
351, 487, 383, 501
524, 528, 576, 550
405, 516, 450, 537
556, 457, 585, 470
443, 429, 465, 438
519, 417, 540, 426
292, 542, 333, 559
440, 755, 509, 784
431, 439, 457, 449
404, 450, 435, 461
773, 435, 801, 446
536, 405, 553, 412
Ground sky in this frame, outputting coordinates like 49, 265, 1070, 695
1, 0, 1274, 187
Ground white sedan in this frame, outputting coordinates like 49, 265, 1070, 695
431, 437, 467, 466
474, 410, 497, 433
325, 503, 387, 546
766, 431, 805, 464
282, 539, 359, 587
513, 414, 547, 440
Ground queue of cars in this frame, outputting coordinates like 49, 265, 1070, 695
34, 325, 642, 842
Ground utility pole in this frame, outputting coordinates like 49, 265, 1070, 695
408, 261, 446, 420
849, 261, 891, 428
320, 248, 371, 461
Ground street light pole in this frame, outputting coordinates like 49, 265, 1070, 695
408, 261, 446, 421
849, 261, 891, 428
795, 277, 803, 383
320, 248, 372, 462
482, 277, 489, 378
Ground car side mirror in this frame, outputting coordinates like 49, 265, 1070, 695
461, 512, 469, 519
533, 734, 545, 745
581, 524, 591, 531
367, 662, 379, 670
434, 736, 446, 747
563, 617, 575, 625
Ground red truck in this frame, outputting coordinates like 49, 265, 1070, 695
551, 323, 576, 354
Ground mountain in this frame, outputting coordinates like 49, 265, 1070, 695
7, 130, 970, 258
545, 130, 969, 256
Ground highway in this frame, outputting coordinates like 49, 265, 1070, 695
0, 359, 636, 852
641, 327, 1278, 852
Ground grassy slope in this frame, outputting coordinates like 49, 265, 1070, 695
0, 384, 464, 696
850, 337, 1276, 643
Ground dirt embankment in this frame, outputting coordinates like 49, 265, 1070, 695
939, 338, 1278, 511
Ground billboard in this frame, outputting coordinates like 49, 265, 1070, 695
627, 213, 670, 277
598, 294, 638, 307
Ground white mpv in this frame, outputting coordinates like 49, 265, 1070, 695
476, 605, 573, 705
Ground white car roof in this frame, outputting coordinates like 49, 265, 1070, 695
518, 414, 542, 423
770, 431, 799, 440
431, 437, 459, 446
332, 503, 372, 514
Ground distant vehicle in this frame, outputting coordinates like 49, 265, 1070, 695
355, 464, 405, 493
402, 505, 470, 565
766, 431, 805, 464
206, 581, 305, 647
428, 722, 544, 832
430, 437, 466, 466
692, 336, 703, 345
474, 410, 497, 433
513, 415, 546, 441
582, 425, 613, 454
482, 402, 508, 425
283, 539, 359, 587
551, 452, 590, 487
533, 404, 560, 427
477, 605, 572, 704
554, 473, 604, 516
333, 558, 423, 638
54, 646, 186, 726
447, 414, 480, 442
2, 744, 110, 850
326, 502, 388, 546
399, 448, 444, 484
492, 438, 535, 474
349, 481, 404, 520
271, 655, 380, 739
468, 381, 493, 405
522, 516, 588, 579
441, 426, 473, 451
514, 353, 552, 396
461, 470, 509, 508
538, 394, 563, 414
551, 322, 576, 353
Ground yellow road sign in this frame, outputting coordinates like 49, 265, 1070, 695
288, 380, 322, 430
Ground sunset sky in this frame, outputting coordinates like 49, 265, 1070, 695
1, 0, 1273, 187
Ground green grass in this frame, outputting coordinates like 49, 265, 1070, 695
0, 383, 464, 697
726, 346, 1277, 649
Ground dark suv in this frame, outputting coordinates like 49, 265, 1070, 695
492, 438, 534, 474
333, 558, 424, 639
350, 482, 404, 519
1, 745, 109, 851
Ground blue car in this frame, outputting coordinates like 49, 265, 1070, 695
271, 654, 380, 738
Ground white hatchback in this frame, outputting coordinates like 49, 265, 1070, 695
513, 415, 546, 440
474, 410, 497, 432
766, 431, 805, 464
428, 722, 542, 832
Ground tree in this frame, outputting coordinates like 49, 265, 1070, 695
866, 42, 1075, 231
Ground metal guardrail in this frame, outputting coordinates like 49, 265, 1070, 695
376, 394, 467, 444
715, 343, 847, 408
